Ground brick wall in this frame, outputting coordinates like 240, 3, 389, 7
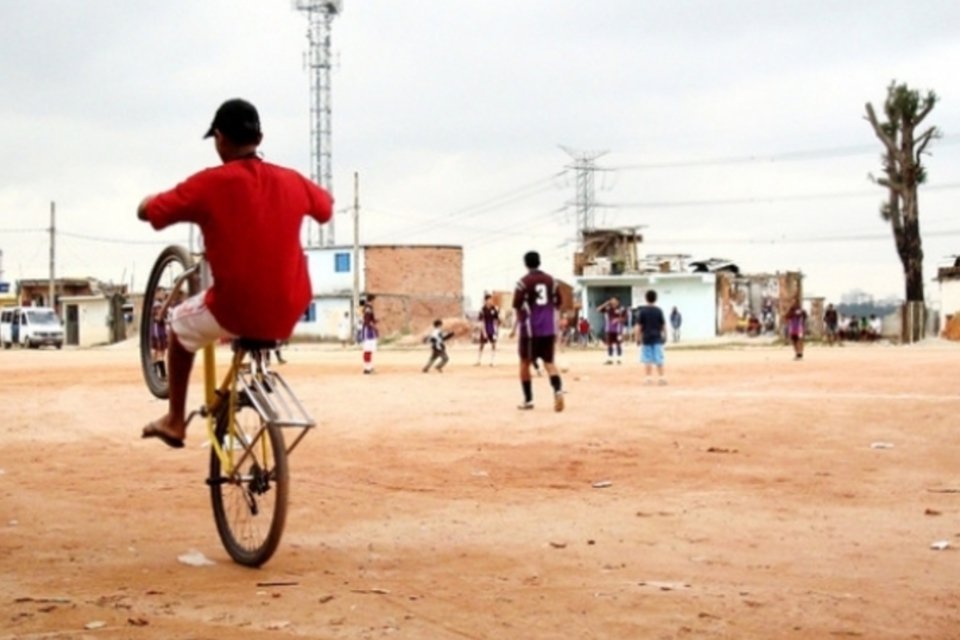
364, 246, 463, 337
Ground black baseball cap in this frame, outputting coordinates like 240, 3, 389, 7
203, 98, 261, 144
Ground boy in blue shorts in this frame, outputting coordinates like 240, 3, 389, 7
634, 289, 667, 385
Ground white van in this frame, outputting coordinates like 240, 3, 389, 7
0, 306, 64, 349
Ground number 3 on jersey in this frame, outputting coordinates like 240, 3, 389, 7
534, 283, 548, 306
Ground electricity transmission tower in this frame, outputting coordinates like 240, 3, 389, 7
295, 0, 342, 246
560, 146, 610, 248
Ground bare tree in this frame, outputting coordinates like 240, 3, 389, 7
864, 81, 939, 304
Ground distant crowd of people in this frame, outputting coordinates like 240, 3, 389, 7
822, 304, 882, 344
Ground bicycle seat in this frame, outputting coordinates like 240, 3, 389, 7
233, 338, 281, 352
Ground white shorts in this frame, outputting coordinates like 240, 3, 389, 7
362, 338, 377, 353
169, 291, 235, 353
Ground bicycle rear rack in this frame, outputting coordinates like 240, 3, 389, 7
237, 367, 315, 456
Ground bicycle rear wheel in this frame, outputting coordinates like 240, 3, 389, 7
139, 245, 196, 399
209, 400, 289, 567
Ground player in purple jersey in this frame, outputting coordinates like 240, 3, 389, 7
475, 294, 500, 366
511, 251, 565, 412
597, 297, 625, 365
360, 295, 378, 374
786, 299, 808, 360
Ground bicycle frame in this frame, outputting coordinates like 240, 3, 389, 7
200, 347, 314, 476
144, 242, 314, 567
161, 255, 315, 475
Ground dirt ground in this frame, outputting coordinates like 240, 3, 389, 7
1, 338, 959, 639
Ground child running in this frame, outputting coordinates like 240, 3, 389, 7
423, 319, 453, 373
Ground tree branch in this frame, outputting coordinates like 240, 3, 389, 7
875, 176, 905, 193
915, 96, 937, 124
864, 103, 898, 155
915, 126, 938, 158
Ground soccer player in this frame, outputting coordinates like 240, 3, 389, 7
360, 295, 378, 374
598, 297, 624, 364
786, 300, 808, 360
475, 294, 500, 366
823, 303, 839, 346
149, 288, 168, 380
512, 251, 564, 411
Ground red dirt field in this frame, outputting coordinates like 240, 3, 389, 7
1, 339, 958, 639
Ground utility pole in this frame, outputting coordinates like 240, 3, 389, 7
351, 171, 360, 333
48, 201, 56, 311
560, 146, 609, 249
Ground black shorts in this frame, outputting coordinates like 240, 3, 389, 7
518, 335, 555, 364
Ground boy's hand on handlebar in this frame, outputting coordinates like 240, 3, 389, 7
137, 195, 156, 221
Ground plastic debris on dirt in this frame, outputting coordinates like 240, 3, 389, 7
177, 550, 215, 566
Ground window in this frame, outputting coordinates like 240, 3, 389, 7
334, 252, 351, 273
301, 302, 316, 323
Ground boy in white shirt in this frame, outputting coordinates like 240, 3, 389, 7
423, 319, 453, 373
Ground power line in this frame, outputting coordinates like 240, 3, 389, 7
650, 227, 960, 246
612, 135, 960, 171
608, 182, 960, 210
445, 172, 566, 217
363, 175, 564, 244
57, 230, 187, 246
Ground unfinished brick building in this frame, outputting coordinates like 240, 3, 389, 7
363, 245, 463, 337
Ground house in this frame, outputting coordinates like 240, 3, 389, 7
573, 228, 805, 339
577, 269, 718, 340
937, 255, 960, 318
301, 244, 464, 339
59, 294, 129, 347
16, 277, 130, 347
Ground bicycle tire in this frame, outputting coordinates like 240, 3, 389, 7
139, 245, 196, 399
209, 400, 289, 567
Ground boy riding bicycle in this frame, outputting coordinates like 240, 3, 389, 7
138, 98, 332, 448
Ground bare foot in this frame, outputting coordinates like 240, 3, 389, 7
141, 415, 186, 449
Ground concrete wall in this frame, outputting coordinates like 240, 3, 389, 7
940, 278, 960, 317
295, 296, 353, 339
578, 273, 716, 341
632, 274, 716, 341
61, 296, 111, 348
306, 246, 366, 297
301, 246, 366, 339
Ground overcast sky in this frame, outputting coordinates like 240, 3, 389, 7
2, 0, 959, 308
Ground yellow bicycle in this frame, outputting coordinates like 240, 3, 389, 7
140, 245, 314, 566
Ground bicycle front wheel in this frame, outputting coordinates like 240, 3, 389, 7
209, 402, 289, 567
140, 245, 196, 399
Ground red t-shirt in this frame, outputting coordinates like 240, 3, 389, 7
146, 158, 332, 339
